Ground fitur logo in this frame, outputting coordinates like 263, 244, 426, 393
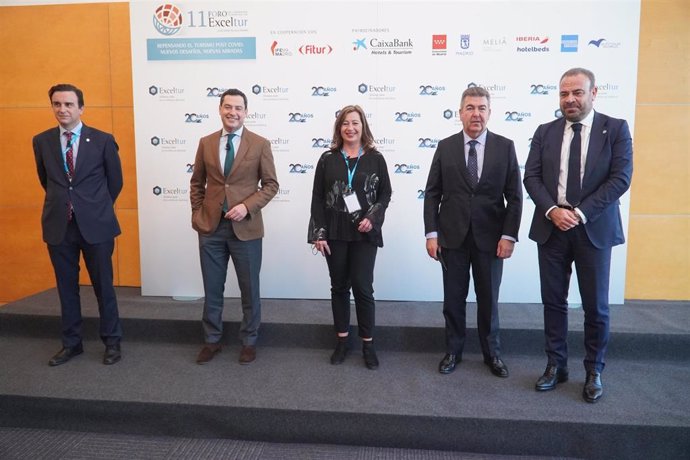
153, 4, 183, 36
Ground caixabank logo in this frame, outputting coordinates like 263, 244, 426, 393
353, 36, 413, 55
153, 4, 183, 36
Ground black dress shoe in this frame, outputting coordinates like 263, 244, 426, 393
582, 371, 603, 403
48, 344, 84, 367
103, 344, 122, 365
362, 341, 379, 370
535, 365, 569, 391
330, 338, 349, 365
485, 356, 509, 378
438, 354, 458, 374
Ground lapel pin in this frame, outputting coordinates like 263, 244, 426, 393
602, 130, 607, 134
86, 138, 91, 142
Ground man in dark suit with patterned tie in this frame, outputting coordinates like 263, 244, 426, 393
524, 68, 633, 403
33, 83, 124, 366
423, 86, 523, 378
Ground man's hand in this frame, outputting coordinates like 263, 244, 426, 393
548, 207, 580, 231
225, 203, 248, 221
496, 239, 515, 259
426, 237, 439, 260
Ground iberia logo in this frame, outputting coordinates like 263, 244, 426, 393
153, 4, 183, 36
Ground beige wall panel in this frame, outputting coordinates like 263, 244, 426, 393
637, 0, 690, 104
0, 4, 114, 108
626, 216, 690, 299
0, 208, 55, 303
113, 108, 137, 210
0, 108, 54, 207
116, 209, 141, 286
109, 3, 134, 108
629, 105, 690, 215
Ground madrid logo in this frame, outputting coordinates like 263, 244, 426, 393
153, 4, 183, 36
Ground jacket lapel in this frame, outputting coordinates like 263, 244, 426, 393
547, 118, 567, 194
455, 132, 474, 188
584, 111, 606, 182
49, 127, 68, 182
229, 128, 251, 177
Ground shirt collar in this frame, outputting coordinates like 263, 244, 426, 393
463, 129, 488, 146
60, 121, 83, 137
222, 126, 244, 138
566, 110, 595, 130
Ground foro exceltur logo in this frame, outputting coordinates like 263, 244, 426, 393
153, 4, 183, 36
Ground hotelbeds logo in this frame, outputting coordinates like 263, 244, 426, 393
516, 36, 550, 53
153, 4, 183, 36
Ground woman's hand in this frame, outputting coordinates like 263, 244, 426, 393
314, 240, 331, 256
357, 218, 373, 233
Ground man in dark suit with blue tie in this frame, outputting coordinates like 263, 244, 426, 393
524, 68, 633, 403
33, 84, 124, 366
424, 86, 523, 378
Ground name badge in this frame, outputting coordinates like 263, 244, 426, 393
343, 191, 361, 213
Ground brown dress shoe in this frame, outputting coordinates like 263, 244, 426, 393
239, 345, 256, 364
196, 343, 222, 364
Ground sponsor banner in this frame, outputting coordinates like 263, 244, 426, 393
131, 1, 641, 303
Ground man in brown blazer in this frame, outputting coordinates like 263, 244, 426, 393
190, 88, 279, 365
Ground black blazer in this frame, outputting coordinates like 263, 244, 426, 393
33, 124, 123, 245
423, 130, 522, 251
523, 111, 633, 249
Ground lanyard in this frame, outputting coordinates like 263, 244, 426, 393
341, 147, 363, 191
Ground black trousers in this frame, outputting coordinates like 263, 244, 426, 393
325, 240, 378, 338
47, 217, 122, 348
442, 229, 503, 360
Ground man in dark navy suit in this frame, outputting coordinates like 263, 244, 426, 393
33, 84, 124, 366
524, 68, 633, 402
424, 86, 523, 378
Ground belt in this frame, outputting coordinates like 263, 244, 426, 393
557, 205, 575, 210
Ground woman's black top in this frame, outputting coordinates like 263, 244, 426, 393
308, 148, 392, 247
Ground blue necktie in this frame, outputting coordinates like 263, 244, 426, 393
467, 140, 479, 187
566, 123, 583, 206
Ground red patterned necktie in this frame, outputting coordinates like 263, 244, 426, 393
64, 131, 75, 220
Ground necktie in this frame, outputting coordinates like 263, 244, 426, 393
467, 140, 479, 187
224, 133, 236, 177
65, 131, 75, 221
65, 131, 75, 180
566, 123, 583, 206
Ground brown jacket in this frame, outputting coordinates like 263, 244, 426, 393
190, 128, 279, 239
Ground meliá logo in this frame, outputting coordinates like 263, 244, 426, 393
288, 163, 314, 174
153, 4, 183, 36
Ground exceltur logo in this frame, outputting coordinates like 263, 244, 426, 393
252, 84, 288, 96
443, 109, 458, 120
312, 137, 332, 149
358, 83, 396, 95
505, 111, 532, 122
149, 85, 184, 96
184, 113, 209, 123
153, 4, 183, 36
206, 87, 229, 97
151, 136, 186, 146
288, 112, 314, 123
394, 111, 421, 122
530, 83, 557, 95
418, 137, 439, 148
288, 163, 314, 173
312, 86, 336, 97
394, 163, 420, 174
419, 85, 446, 96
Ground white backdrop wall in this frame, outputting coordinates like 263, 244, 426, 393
130, 0, 640, 302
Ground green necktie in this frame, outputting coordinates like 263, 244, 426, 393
223, 133, 236, 177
